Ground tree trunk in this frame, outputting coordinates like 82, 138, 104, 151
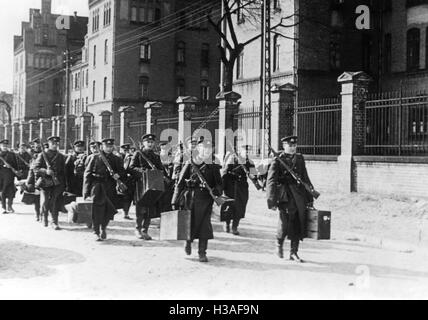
223, 62, 235, 92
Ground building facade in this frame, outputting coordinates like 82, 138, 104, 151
85, 0, 221, 142
12, 0, 88, 124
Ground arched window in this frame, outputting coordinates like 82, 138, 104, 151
407, 28, 420, 71
176, 79, 185, 97
140, 38, 151, 61
139, 76, 149, 98
201, 80, 209, 101
273, 35, 280, 72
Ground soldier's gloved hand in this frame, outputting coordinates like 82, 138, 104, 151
46, 169, 54, 176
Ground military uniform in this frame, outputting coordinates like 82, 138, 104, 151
129, 135, 166, 240
16, 145, 32, 180
121, 144, 135, 220
65, 141, 87, 197
172, 140, 223, 262
0, 140, 20, 214
83, 139, 124, 240
159, 142, 174, 214
266, 136, 314, 262
23, 147, 42, 221
33, 137, 66, 229
221, 150, 256, 235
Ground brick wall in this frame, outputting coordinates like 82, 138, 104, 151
305, 157, 428, 198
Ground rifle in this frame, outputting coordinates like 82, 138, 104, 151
15, 153, 30, 168
225, 142, 262, 191
0, 155, 23, 178
190, 157, 234, 207
270, 147, 320, 200
41, 151, 61, 186
94, 145, 128, 194
136, 148, 172, 186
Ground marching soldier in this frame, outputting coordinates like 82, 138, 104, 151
0, 140, 20, 214
83, 138, 124, 241
24, 141, 43, 222
221, 145, 257, 235
65, 141, 86, 197
31, 138, 43, 156
89, 141, 101, 155
266, 135, 314, 263
16, 143, 32, 179
129, 134, 166, 241
159, 141, 174, 213
121, 144, 134, 220
33, 136, 66, 229
171, 139, 223, 263
120, 144, 131, 161
172, 137, 198, 181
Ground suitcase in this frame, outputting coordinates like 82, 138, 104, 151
160, 210, 191, 241
21, 191, 40, 205
66, 197, 93, 228
135, 169, 165, 206
306, 209, 331, 240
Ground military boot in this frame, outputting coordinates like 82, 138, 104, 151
141, 230, 152, 241
198, 239, 209, 263
101, 228, 107, 240
185, 241, 192, 256
7, 199, 14, 213
290, 240, 304, 263
276, 239, 284, 259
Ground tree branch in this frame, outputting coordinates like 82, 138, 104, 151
208, 12, 234, 52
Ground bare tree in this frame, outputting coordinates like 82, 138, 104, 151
208, 0, 299, 92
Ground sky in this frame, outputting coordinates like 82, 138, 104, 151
0, 0, 88, 93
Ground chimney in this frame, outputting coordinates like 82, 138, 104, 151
41, 0, 51, 14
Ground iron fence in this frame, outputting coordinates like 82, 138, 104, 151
297, 97, 342, 155
363, 91, 428, 156
234, 105, 262, 156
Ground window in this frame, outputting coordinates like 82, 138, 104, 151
273, 0, 281, 11
104, 2, 111, 26
139, 76, 149, 98
236, 52, 244, 79
86, 97, 88, 111
140, 38, 151, 61
93, 81, 96, 102
39, 81, 45, 94
329, 32, 341, 70
273, 35, 280, 72
131, 0, 138, 22
92, 8, 100, 33
201, 80, 209, 101
93, 45, 97, 67
383, 33, 392, 74
71, 74, 74, 90
103, 77, 107, 99
176, 41, 186, 65
155, 0, 162, 22
86, 70, 89, 87
407, 28, 420, 71
147, 0, 154, 22
130, 0, 160, 23
426, 28, 428, 69
176, 79, 185, 97
201, 44, 210, 68
104, 39, 109, 64
82, 70, 85, 87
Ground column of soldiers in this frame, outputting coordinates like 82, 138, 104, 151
1, 133, 315, 264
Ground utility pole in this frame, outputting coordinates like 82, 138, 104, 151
63, 49, 71, 153
260, 0, 272, 159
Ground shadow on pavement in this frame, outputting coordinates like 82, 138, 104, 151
0, 240, 85, 280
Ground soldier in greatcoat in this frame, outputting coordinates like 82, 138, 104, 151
171, 139, 223, 263
172, 138, 198, 181
83, 138, 124, 241
0, 139, 20, 214
16, 143, 32, 180
33, 136, 66, 229
129, 134, 167, 241
266, 136, 314, 263
221, 145, 257, 235
65, 141, 86, 198
121, 144, 134, 220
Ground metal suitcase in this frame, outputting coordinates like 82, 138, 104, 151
160, 210, 191, 241
135, 169, 165, 206
306, 209, 331, 240
66, 197, 93, 228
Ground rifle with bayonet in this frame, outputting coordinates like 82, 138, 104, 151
190, 157, 234, 207
270, 147, 320, 200
0, 155, 23, 178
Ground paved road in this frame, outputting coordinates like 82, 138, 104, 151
1, 200, 428, 300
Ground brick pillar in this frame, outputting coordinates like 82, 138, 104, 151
337, 71, 372, 192
216, 91, 241, 161
51, 117, 57, 138
119, 106, 136, 146
80, 112, 94, 142
100, 111, 112, 140
20, 121, 30, 144
271, 83, 297, 151
4, 124, 11, 142
39, 119, 50, 142
12, 122, 20, 148
145, 102, 163, 135
67, 115, 77, 145
29, 120, 38, 142
176, 96, 198, 145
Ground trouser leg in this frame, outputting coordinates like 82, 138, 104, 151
35, 199, 41, 218
198, 239, 208, 256
142, 217, 151, 233
232, 218, 240, 230
135, 206, 143, 230
1, 197, 6, 210
92, 206, 102, 235
290, 239, 300, 255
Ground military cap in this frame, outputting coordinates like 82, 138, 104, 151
18, 143, 30, 148
121, 143, 131, 150
73, 140, 85, 147
102, 138, 115, 145
90, 141, 102, 147
281, 135, 298, 144
32, 138, 41, 144
0, 139, 9, 145
43, 143, 49, 148
142, 134, 156, 142
47, 136, 61, 143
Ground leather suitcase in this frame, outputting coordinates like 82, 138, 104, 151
66, 197, 93, 227
306, 209, 331, 240
135, 169, 165, 206
160, 210, 191, 241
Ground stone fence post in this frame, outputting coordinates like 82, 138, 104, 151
177, 96, 198, 144
119, 106, 136, 146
